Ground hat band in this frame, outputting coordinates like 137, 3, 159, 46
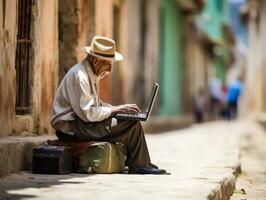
92, 50, 115, 58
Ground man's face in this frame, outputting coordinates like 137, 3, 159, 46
94, 58, 113, 79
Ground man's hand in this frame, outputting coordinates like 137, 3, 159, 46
111, 104, 141, 115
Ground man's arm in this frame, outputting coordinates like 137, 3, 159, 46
99, 96, 141, 115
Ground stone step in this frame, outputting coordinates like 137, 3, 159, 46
0, 136, 56, 177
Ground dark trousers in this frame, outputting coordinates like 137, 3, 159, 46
194, 109, 203, 123
209, 97, 219, 118
227, 102, 238, 120
56, 119, 151, 167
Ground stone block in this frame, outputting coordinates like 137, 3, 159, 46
0, 136, 55, 177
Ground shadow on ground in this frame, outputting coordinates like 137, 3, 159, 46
0, 172, 94, 200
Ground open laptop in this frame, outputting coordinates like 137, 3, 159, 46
115, 83, 159, 121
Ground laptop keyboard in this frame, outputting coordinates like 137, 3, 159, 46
118, 113, 146, 118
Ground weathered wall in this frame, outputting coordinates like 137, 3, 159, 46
143, 0, 160, 113
58, 0, 95, 82
58, 0, 118, 103
245, 0, 266, 113
0, 0, 17, 137
76, 0, 95, 61
111, 0, 127, 105
58, 0, 127, 104
0, 0, 58, 137
124, 0, 143, 106
183, 16, 209, 113
58, 0, 79, 82
32, 0, 58, 135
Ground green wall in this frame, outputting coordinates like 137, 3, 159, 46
201, 0, 230, 81
159, 0, 183, 115
202, 0, 229, 41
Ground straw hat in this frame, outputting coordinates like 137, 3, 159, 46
82, 35, 123, 61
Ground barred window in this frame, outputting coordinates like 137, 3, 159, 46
15, 0, 33, 114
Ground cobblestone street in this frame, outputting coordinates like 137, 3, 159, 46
0, 121, 241, 200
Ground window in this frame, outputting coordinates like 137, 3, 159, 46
15, 0, 33, 114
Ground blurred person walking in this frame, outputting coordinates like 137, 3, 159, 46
227, 77, 243, 120
218, 82, 229, 120
193, 88, 206, 123
208, 77, 222, 120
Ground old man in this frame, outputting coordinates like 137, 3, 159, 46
51, 36, 165, 174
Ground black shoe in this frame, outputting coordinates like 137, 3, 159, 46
148, 163, 159, 169
128, 165, 166, 174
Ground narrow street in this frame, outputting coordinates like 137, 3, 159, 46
0, 121, 241, 200
1, 0, 266, 199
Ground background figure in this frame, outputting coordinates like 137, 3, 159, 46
218, 82, 229, 120
227, 77, 243, 120
208, 77, 222, 120
193, 88, 206, 123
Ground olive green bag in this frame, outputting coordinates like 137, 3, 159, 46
74, 142, 126, 174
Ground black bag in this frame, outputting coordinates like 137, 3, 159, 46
32, 145, 73, 174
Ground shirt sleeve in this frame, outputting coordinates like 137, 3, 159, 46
99, 98, 113, 108
69, 72, 112, 122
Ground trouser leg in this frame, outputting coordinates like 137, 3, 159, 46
55, 118, 151, 167
102, 120, 151, 167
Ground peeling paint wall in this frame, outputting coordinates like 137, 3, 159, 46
34, 1, 58, 135
0, 0, 58, 137
0, 0, 17, 137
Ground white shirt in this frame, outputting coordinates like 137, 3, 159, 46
51, 59, 115, 134
208, 78, 222, 99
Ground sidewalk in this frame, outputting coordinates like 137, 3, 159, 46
230, 119, 266, 199
142, 115, 194, 133
0, 121, 240, 200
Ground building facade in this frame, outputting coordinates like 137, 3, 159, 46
0, 0, 237, 137
244, 0, 266, 112
0, 0, 58, 137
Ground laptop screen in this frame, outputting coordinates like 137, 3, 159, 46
145, 83, 159, 118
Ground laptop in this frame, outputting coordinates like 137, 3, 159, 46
115, 82, 159, 121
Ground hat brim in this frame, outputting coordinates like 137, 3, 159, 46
81, 46, 123, 61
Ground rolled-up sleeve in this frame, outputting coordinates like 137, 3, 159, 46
68, 72, 112, 122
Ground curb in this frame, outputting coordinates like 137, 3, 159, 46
207, 164, 241, 200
